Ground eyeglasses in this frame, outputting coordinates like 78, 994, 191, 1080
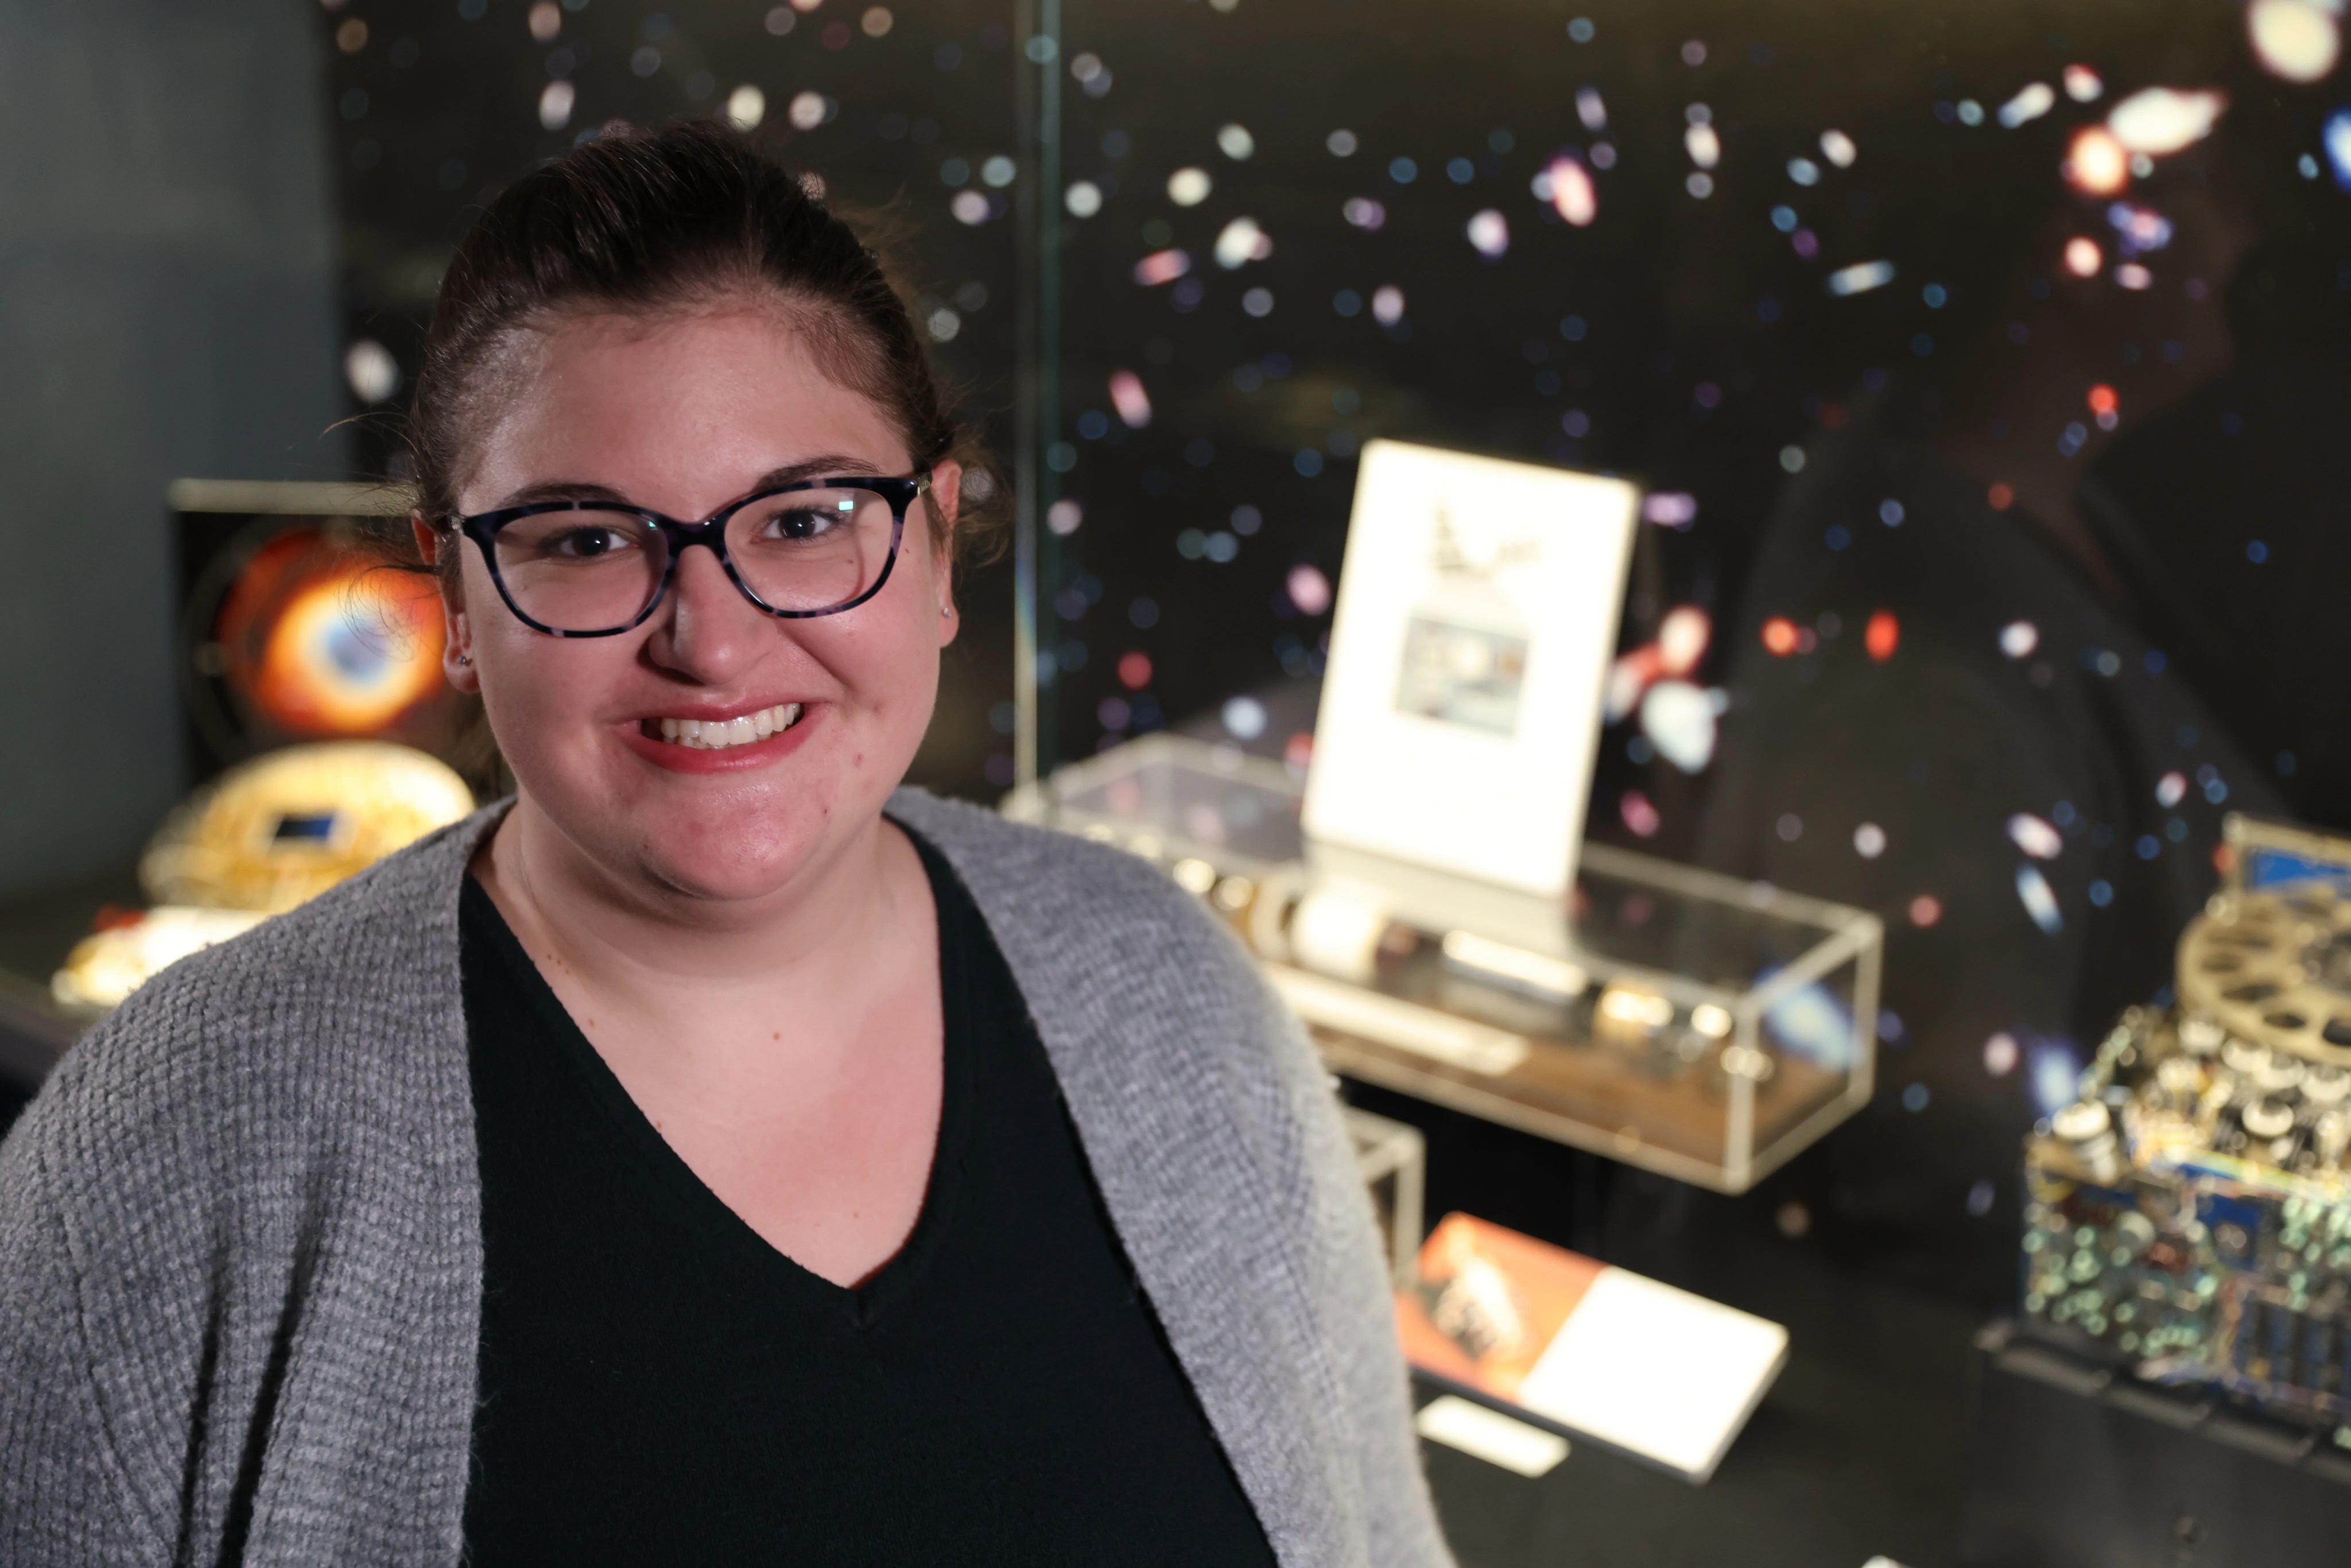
452, 473, 930, 637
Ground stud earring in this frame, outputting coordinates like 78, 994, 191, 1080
453, 651, 473, 666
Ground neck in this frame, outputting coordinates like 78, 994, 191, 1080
476, 792, 908, 1012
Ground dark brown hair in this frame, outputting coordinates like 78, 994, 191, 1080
409, 120, 999, 566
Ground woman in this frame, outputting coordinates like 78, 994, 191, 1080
0, 125, 1448, 1566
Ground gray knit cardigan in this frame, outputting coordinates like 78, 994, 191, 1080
0, 789, 1451, 1567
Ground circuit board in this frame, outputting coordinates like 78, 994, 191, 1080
2024, 867, 2351, 1433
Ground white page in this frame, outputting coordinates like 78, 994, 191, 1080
1303, 440, 1636, 899
1515, 1266, 1789, 1482
1414, 1395, 1572, 1478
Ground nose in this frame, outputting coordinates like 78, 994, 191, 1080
644, 537, 770, 682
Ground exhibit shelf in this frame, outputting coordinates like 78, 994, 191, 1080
1959, 1319, 2351, 1567
1005, 733, 1882, 1194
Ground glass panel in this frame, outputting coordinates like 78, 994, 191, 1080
1007, 731, 1878, 1191
1019, 0, 2351, 1295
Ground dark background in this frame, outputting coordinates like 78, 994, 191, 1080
316, 0, 1028, 801
6, 2, 2351, 1544
0, 0, 347, 901
1015, 0, 2347, 1303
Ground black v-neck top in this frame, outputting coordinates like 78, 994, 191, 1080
457, 835, 1277, 1565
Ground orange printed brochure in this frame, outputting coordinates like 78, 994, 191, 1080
1395, 1212, 1605, 1402
1397, 1210, 1793, 1481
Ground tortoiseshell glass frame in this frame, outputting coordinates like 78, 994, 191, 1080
452, 473, 929, 637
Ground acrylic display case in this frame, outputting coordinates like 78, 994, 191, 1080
1007, 733, 1880, 1193
300, 0, 2351, 1321
1345, 1105, 1427, 1290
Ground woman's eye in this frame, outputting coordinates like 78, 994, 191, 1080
767, 507, 835, 540
553, 527, 634, 558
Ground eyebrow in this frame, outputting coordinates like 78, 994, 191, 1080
490, 453, 890, 514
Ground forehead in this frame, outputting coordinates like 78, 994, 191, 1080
463, 304, 909, 510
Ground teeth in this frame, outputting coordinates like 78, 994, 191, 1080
654, 703, 804, 750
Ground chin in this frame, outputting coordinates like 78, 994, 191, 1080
649, 845, 817, 904
626, 789, 842, 903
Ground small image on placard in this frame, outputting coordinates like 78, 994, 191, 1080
1398, 1212, 1602, 1395
1395, 1212, 1790, 1482
1391, 510, 1535, 736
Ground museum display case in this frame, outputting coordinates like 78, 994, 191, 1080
6, 0, 2351, 1557
1008, 731, 1880, 1193
5, 480, 478, 1033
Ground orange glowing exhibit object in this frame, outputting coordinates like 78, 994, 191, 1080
2249, 0, 2343, 83
2106, 87, 2227, 156
2063, 236, 2105, 277
215, 530, 446, 738
1760, 616, 1799, 657
1656, 605, 1712, 676
1545, 155, 1598, 227
1865, 611, 1900, 663
253, 571, 446, 734
2065, 126, 2130, 195
2087, 383, 2120, 416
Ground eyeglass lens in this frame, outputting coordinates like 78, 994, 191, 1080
491, 488, 898, 631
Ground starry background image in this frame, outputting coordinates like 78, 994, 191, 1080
319, 0, 2351, 1306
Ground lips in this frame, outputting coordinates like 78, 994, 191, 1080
620, 699, 820, 774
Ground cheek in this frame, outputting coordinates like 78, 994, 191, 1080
469, 607, 632, 763
839, 600, 942, 721
816, 608, 942, 789
476, 647, 616, 775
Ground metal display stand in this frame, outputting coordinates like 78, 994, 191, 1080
1960, 1320, 2351, 1567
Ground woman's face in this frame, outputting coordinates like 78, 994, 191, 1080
439, 304, 960, 905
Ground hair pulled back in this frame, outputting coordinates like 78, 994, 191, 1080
409, 120, 995, 562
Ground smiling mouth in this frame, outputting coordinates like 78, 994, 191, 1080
642, 703, 805, 750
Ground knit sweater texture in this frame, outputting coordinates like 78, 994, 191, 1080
0, 790, 1450, 1567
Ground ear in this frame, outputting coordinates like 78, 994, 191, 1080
927, 460, 963, 649
414, 510, 481, 694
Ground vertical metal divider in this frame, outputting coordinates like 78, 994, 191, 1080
1848, 916, 1883, 1109
1726, 1033, 1756, 1191
1011, 0, 1064, 792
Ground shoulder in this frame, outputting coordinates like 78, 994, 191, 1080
887, 786, 1252, 989
887, 786, 1177, 897
0, 810, 494, 1546
885, 786, 1322, 1156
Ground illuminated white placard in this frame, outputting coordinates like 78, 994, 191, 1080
1516, 1267, 1790, 1483
1303, 439, 1638, 899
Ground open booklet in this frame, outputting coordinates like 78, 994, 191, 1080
1396, 1212, 1790, 1484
